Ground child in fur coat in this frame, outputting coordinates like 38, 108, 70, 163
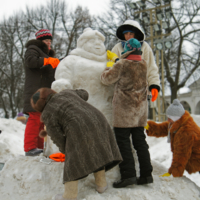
146, 99, 200, 177
31, 88, 122, 200
101, 38, 154, 188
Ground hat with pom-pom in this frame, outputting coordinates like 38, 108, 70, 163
35, 29, 52, 41
166, 99, 185, 121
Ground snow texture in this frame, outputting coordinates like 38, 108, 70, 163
0, 117, 200, 200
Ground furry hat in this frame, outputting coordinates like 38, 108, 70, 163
31, 88, 56, 112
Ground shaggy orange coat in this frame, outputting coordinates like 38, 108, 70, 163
147, 111, 200, 177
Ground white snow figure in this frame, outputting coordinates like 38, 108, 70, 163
44, 28, 114, 156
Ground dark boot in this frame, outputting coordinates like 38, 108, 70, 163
137, 175, 153, 185
25, 148, 43, 156
113, 177, 137, 188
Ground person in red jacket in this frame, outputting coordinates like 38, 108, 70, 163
23, 29, 60, 156
146, 99, 200, 177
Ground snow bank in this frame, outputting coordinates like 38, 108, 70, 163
1, 157, 200, 200
0, 117, 200, 200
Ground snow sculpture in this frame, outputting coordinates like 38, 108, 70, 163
44, 28, 114, 156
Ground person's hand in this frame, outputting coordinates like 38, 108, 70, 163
151, 88, 158, 102
144, 123, 149, 130
159, 172, 171, 177
44, 57, 60, 69
107, 50, 118, 62
106, 61, 115, 67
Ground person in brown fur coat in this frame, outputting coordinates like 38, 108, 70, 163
30, 88, 122, 200
101, 38, 156, 188
146, 99, 200, 177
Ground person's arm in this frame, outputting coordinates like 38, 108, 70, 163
25, 48, 44, 69
168, 130, 194, 177
143, 43, 160, 91
74, 89, 89, 101
100, 61, 122, 86
51, 57, 74, 92
111, 43, 123, 58
25, 47, 59, 69
146, 121, 169, 137
46, 124, 66, 154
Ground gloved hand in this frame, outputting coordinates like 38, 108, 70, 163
144, 123, 149, 130
159, 172, 171, 177
151, 88, 158, 102
44, 57, 60, 69
107, 61, 115, 67
107, 50, 118, 62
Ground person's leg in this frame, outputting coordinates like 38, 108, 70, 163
131, 127, 153, 184
24, 112, 43, 155
37, 121, 44, 149
113, 127, 137, 188
94, 169, 107, 193
55, 181, 78, 200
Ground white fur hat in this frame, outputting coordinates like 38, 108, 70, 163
77, 28, 105, 48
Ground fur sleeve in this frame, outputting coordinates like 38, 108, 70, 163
46, 124, 66, 154
146, 120, 168, 137
100, 61, 122, 85
169, 129, 194, 177
75, 89, 89, 101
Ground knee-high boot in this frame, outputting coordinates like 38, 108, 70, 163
94, 170, 108, 193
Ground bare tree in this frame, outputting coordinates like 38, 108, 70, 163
96, 0, 200, 103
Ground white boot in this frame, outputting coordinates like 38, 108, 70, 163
94, 170, 108, 193
54, 180, 78, 200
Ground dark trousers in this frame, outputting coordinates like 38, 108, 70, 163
114, 127, 152, 179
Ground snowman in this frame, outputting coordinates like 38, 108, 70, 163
44, 28, 114, 156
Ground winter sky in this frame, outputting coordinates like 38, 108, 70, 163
0, 0, 108, 20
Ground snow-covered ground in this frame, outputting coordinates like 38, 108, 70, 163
0, 117, 200, 200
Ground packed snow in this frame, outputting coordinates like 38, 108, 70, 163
0, 117, 200, 200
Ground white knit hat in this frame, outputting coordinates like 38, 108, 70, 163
166, 99, 185, 121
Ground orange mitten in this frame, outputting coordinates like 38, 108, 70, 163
49, 153, 65, 162
151, 88, 158, 102
44, 57, 60, 69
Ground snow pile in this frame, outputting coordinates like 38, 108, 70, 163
0, 118, 24, 162
0, 117, 200, 199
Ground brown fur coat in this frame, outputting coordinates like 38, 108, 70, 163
101, 51, 148, 128
147, 111, 200, 177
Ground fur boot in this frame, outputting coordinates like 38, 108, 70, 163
94, 169, 108, 193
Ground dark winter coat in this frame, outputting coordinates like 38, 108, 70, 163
100, 51, 148, 128
23, 39, 56, 114
41, 89, 122, 182
147, 111, 200, 177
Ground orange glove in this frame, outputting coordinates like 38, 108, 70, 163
44, 57, 60, 69
151, 88, 158, 102
49, 153, 65, 162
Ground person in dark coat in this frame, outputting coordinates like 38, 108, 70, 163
23, 29, 60, 156
101, 38, 154, 188
30, 88, 122, 200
